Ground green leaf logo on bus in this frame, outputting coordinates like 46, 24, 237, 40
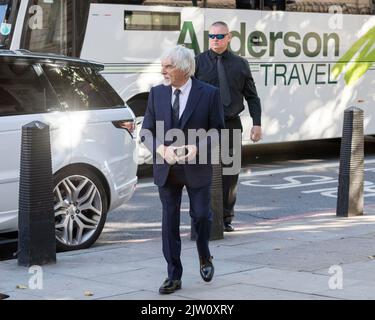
332, 26, 375, 86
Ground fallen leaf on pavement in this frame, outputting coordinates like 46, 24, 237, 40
84, 290, 94, 296
16, 285, 28, 289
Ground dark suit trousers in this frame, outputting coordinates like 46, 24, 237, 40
158, 165, 212, 280
222, 117, 243, 224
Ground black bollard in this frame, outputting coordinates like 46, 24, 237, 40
191, 144, 224, 241
336, 107, 364, 217
18, 121, 56, 267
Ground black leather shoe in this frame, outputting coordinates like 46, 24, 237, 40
159, 278, 182, 294
199, 256, 214, 282
224, 222, 234, 232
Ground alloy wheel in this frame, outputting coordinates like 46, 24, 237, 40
54, 175, 103, 247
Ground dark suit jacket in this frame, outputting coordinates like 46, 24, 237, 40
141, 77, 225, 188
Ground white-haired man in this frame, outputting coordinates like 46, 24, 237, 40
141, 45, 225, 294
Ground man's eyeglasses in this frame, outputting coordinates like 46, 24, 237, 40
208, 34, 227, 40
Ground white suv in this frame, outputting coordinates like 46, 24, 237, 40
0, 50, 138, 251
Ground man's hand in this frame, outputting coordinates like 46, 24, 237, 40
250, 126, 262, 142
185, 145, 198, 162
157, 145, 178, 165
175, 145, 197, 163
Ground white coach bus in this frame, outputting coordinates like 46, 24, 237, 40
1, 0, 375, 162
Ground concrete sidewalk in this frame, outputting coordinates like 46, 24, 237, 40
2, 209, 375, 300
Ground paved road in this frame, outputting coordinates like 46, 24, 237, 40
2, 139, 374, 256
96, 138, 375, 246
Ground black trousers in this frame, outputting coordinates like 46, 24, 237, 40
222, 117, 242, 224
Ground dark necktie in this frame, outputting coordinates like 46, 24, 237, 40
217, 55, 232, 107
172, 89, 181, 127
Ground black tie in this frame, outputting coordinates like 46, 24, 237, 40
172, 89, 181, 127
217, 55, 232, 107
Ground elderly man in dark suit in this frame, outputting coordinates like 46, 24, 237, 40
141, 45, 224, 294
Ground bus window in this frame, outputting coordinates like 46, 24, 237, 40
263, 0, 285, 10
0, 0, 18, 49
0, 3, 6, 23
141, 0, 202, 7
22, 0, 91, 57
96, 0, 204, 7
124, 10, 180, 30
235, 0, 257, 9
22, 0, 73, 55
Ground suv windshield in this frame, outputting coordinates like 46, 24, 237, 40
0, 0, 16, 49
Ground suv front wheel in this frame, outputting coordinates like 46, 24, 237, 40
53, 167, 108, 251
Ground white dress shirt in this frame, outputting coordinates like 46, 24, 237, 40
171, 77, 192, 119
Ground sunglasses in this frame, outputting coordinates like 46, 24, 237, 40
208, 34, 227, 40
